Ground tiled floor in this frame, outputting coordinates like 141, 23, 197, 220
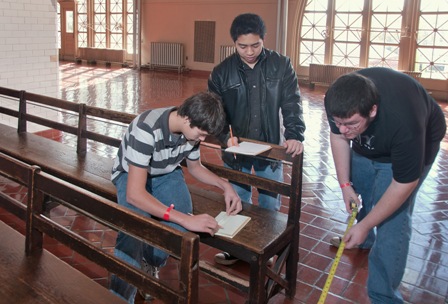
0, 61, 447, 304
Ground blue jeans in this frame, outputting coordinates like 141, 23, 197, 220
109, 168, 192, 304
226, 158, 283, 211
351, 151, 432, 304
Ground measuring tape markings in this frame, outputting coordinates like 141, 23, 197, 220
317, 203, 358, 304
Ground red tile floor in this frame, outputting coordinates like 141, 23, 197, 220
0, 62, 447, 304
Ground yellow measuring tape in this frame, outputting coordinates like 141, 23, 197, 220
318, 201, 358, 304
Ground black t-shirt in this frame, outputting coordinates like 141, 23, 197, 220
329, 67, 446, 183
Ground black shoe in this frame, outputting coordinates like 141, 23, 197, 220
214, 252, 238, 265
214, 252, 274, 266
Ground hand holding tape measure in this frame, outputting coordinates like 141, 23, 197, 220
318, 196, 361, 304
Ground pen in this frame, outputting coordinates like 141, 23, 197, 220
229, 124, 237, 160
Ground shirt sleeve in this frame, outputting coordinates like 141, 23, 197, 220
125, 120, 155, 168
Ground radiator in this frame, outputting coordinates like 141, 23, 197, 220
78, 48, 125, 63
149, 42, 184, 73
309, 64, 361, 86
401, 71, 422, 79
309, 64, 421, 87
219, 45, 236, 62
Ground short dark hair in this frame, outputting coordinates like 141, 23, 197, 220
230, 13, 266, 42
177, 91, 226, 136
324, 72, 379, 118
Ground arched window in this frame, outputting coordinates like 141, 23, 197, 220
298, 0, 448, 79
76, 0, 134, 54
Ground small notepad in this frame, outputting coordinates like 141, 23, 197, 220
215, 212, 251, 238
225, 141, 272, 156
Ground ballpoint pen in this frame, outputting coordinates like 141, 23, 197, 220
229, 124, 237, 159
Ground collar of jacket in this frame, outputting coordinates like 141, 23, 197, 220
236, 48, 267, 70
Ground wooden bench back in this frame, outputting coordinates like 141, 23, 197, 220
0, 152, 199, 304
199, 138, 303, 226
14, 89, 135, 150
0, 151, 29, 219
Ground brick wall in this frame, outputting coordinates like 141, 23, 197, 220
0, 0, 58, 97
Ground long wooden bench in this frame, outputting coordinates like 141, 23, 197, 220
187, 139, 303, 303
0, 220, 126, 304
0, 86, 304, 303
0, 152, 199, 303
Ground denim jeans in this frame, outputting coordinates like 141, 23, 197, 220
226, 158, 283, 211
351, 151, 432, 304
109, 168, 191, 304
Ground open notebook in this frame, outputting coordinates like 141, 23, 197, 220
225, 141, 272, 156
215, 212, 251, 238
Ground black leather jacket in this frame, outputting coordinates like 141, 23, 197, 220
208, 48, 305, 168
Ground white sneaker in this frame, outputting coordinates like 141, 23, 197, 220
139, 258, 160, 301
330, 236, 360, 249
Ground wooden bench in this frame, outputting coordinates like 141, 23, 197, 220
0, 87, 128, 202
0, 152, 199, 303
0, 86, 304, 303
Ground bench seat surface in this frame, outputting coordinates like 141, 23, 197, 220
190, 185, 288, 255
0, 220, 126, 304
0, 124, 116, 201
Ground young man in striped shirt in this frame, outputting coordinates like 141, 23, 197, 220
109, 91, 242, 303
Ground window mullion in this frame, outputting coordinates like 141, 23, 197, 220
106, 0, 110, 49
359, 0, 371, 67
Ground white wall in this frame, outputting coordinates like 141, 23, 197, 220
0, 0, 59, 97
141, 0, 279, 72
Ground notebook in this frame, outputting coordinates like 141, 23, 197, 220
215, 212, 251, 238
224, 141, 272, 156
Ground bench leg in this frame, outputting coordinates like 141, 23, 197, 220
25, 189, 45, 255
248, 260, 268, 304
285, 242, 299, 298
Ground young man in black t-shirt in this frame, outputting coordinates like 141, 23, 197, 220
324, 67, 446, 303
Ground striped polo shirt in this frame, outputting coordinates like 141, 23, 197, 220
111, 106, 200, 182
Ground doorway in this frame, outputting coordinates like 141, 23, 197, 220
59, 1, 76, 61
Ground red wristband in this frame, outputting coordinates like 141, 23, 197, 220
340, 182, 352, 189
163, 204, 174, 221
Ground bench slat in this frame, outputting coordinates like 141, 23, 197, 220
201, 161, 291, 196
25, 91, 80, 112
86, 105, 135, 124
23, 113, 79, 135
